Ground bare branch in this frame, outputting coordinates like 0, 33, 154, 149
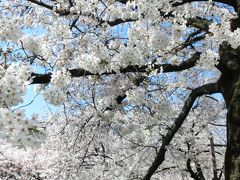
143, 82, 220, 180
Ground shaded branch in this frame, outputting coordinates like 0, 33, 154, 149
31, 53, 200, 84
31, 73, 52, 84
143, 82, 220, 180
186, 17, 212, 31
100, 18, 137, 26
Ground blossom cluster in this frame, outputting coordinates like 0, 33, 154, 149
208, 20, 240, 49
77, 53, 107, 74
0, 109, 45, 147
21, 35, 41, 54
198, 49, 219, 69
111, 46, 144, 71
0, 64, 32, 107
126, 87, 146, 105
51, 69, 71, 88
0, 17, 23, 43
43, 86, 67, 105
0, 0, 233, 179
149, 29, 171, 52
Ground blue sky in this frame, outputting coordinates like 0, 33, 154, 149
14, 85, 58, 118
17, 86, 46, 117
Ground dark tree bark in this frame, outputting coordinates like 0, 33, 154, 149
218, 42, 240, 179
225, 77, 240, 180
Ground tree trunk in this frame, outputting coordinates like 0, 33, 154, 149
225, 76, 240, 180
218, 43, 240, 179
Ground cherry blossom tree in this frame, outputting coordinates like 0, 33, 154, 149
0, 0, 240, 179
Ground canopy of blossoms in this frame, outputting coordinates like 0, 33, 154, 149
0, 0, 240, 179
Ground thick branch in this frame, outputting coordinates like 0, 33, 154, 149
31, 53, 200, 84
143, 82, 220, 180
100, 18, 137, 26
186, 17, 212, 31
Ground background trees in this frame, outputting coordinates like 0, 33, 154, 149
0, 0, 239, 179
